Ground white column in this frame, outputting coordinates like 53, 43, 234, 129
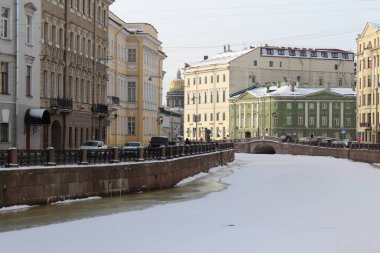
329, 102, 333, 128
238, 104, 241, 128
251, 102, 254, 127
305, 102, 309, 128
317, 102, 320, 128
340, 102, 344, 128
256, 102, 259, 130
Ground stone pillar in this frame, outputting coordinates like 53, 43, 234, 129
81, 149, 88, 165
138, 147, 144, 161
160, 146, 166, 160
167, 146, 173, 159
181, 145, 185, 156
46, 147, 56, 166
112, 147, 119, 163
7, 147, 18, 168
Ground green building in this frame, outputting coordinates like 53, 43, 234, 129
229, 84, 356, 140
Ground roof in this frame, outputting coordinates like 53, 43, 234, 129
233, 86, 356, 99
368, 22, 380, 30
188, 48, 254, 68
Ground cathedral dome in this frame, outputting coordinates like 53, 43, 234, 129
169, 70, 185, 90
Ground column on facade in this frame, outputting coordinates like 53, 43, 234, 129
251, 102, 254, 128
256, 102, 259, 130
238, 104, 241, 128
305, 102, 309, 128
317, 102, 320, 128
329, 102, 333, 128
340, 102, 344, 128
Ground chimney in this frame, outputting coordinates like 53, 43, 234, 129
291, 82, 295, 92
224, 45, 226, 52
204, 55, 208, 60
228, 44, 231, 52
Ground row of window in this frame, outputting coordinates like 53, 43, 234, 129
68, 0, 108, 27
42, 70, 106, 104
187, 112, 226, 123
360, 112, 379, 125
186, 126, 227, 138
264, 48, 350, 59
187, 74, 226, 86
186, 90, 227, 104
358, 38, 380, 52
359, 93, 380, 107
357, 55, 380, 71
279, 115, 352, 127
234, 102, 352, 111
111, 42, 137, 63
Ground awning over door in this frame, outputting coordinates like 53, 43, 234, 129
24, 109, 51, 125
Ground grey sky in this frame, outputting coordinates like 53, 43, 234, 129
110, 0, 380, 97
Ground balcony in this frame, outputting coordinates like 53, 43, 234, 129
91, 103, 108, 115
50, 98, 73, 112
107, 96, 121, 111
360, 122, 371, 130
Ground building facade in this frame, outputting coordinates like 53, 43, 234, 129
0, 0, 44, 149
356, 23, 380, 143
229, 85, 356, 140
159, 106, 182, 141
184, 45, 355, 141
40, 0, 114, 149
107, 13, 166, 147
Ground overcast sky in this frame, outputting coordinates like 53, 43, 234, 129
110, 0, 380, 99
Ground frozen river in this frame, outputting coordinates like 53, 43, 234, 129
1, 154, 380, 253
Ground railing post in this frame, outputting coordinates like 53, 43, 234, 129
46, 147, 56, 166
180, 145, 185, 157
160, 146, 166, 160
112, 147, 119, 163
138, 147, 144, 161
81, 149, 88, 165
167, 146, 173, 159
7, 147, 18, 168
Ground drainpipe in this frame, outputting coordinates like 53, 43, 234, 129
15, 0, 20, 147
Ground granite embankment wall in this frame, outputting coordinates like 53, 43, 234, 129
0, 150, 234, 207
235, 141, 380, 164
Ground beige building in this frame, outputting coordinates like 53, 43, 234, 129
184, 45, 355, 141
107, 12, 166, 147
40, 0, 114, 149
356, 22, 380, 143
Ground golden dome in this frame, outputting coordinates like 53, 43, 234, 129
169, 70, 185, 90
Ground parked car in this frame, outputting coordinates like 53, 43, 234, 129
332, 139, 344, 145
80, 140, 107, 150
121, 142, 142, 151
280, 135, 293, 142
149, 136, 169, 148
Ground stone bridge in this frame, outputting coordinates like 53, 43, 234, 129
234, 137, 380, 165
234, 137, 284, 154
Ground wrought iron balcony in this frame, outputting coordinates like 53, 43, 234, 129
360, 122, 371, 130
50, 98, 73, 112
91, 103, 108, 114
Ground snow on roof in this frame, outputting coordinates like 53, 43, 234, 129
189, 48, 254, 67
237, 86, 356, 99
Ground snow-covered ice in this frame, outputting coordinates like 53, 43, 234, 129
1, 153, 380, 253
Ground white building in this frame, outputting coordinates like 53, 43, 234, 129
0, 1, 43, 149
184, 45, 355, 141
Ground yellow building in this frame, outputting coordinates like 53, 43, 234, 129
184, 45, 355, 141
107, 12, 166, 147
356, 23, 380, 143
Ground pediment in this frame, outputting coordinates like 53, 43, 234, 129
24, 2, 37, 13
359, 22, 379, 38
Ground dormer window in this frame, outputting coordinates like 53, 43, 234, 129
342, 53, 349, 59
290, 50, 296, 56
278, 49, 285, 55
267, 49, 274, 55
300, 50, 306, 57
311, 51, 318, 57
321, 52, 328, 58
332, 52, 338, 58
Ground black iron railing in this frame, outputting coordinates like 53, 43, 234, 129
0, 150, 8, 167
51, 98, 73, 111
17, 150, 48, 167
119, 149, 138, 162
91, 104, 108, 114
143, 147, 161, 160
55, 150, 81, 165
